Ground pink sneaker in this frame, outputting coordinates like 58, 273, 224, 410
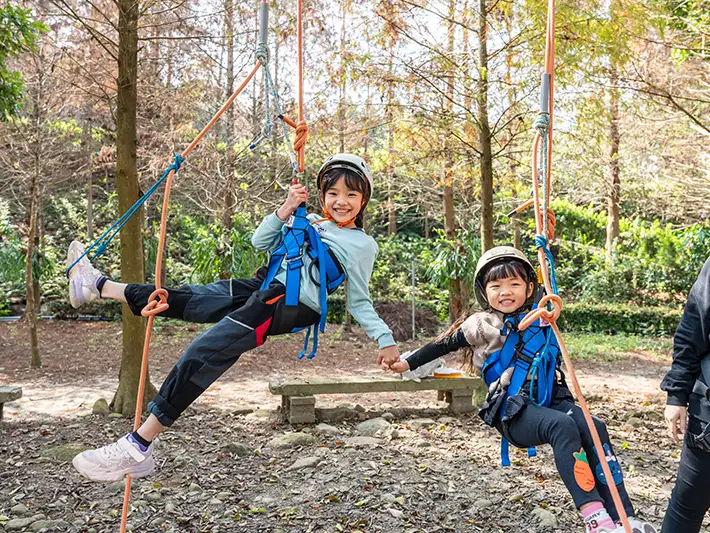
73, 434, 155, 482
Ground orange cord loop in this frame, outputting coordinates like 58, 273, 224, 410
518, 294, 562, 331
141, 288, 169, 317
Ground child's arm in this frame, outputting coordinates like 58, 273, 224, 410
344, 243, 398, 366
661, 257, 710, 442
251, 184, 308, 251
390, 329, 470, 373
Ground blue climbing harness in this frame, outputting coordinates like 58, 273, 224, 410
260, 205, 345, 359
480, 306, 561, 466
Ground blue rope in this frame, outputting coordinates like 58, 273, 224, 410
534, 112, 551, 239
65, 155, 183, 277
534, 234, 558, 295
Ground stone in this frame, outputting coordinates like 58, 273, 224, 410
532, 507, 558, 528
108, 413, 123, 419
285, 456, 321, 472
625, 417, 644, 429
246, 409, 274, 421
405, 418, 437, 429
92, 398, 109, 415
313, 423, 340, 437
9, 504, 27, 515
6, 515, 44, 531
315, 407, 359, 422
188, 483, 202, 493
267, 432, 317, 448
355, 418, 391, 436
145, 492, 161, 502
30, 520, 70, 532
215, 492, 233, 501
381, 412, 395, 421
474, 499, 493, 509
221, 442, 251, 456
344, 436, 382, 447
387, 508, 404, 519
40, 444, 90, 462
437, 416, 457, 425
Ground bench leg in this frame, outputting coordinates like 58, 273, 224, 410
445, 389, 474, 414
286, 395, 316, 424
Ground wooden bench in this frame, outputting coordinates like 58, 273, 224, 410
0, 386, 22, 420
269, 376, 486, 424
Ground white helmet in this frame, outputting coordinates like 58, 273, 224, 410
316, 153, 373, 194
473, 246, 537, 308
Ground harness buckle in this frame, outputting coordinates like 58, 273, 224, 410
286, 214, 296, 228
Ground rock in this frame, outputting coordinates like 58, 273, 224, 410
267, 432, 317, 448
355, 418, 391, 436
149, 517, 165, 527
508, 493, 524, 502
108, 412, 123, 419
208, 498, 223, 506
315, 407, 359, 422
285, 456, 321, 472
416, 440, 432, 448
381, 412, 395, 421
246, 409, 273, 421
106, 481, 126, 494
344, 436, 382, 447
145, 492, 161, 502
221, 442, 251, 456
40, 444, 90, 462
30, 520, 70, 532
164, 503, 176, 513
92, 398, 109, 415
405, 418, 437, 429
215, 491, 233, 501
387, 508, 404, 519
188, 483, 202, 493
6, 515, 44, 531
532, 507, 558, 528
313, 423, 340, 437
9, 504, 27, 515
474, 499, 493, 509
437, 416, 456, 425
625, 417, 644, 429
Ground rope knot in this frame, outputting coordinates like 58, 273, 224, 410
142, 288, 169, 317
534, 113, 550, 132
294, 120, 308, 153
255, 44, 269, 64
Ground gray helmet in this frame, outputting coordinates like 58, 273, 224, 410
473, 246, 537, 308
316, 153, 374, 195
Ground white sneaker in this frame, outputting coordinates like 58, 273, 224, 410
72, 435, 155, 482
612, 519, 658, 533
67, 240, 102, 308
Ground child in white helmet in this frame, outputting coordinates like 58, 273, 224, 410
391, 246, 656, 533
67, 153, 400, 482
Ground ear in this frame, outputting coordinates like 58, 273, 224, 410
526, 282, 534, 298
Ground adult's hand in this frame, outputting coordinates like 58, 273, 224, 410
665, 404, 688, 445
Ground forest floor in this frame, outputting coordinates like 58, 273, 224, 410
0, 321, 694, 533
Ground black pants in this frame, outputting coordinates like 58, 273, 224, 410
505, 398, 635, 520
661, 393, 710, 533
124, 267, 320, 426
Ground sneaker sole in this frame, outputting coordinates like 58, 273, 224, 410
72, 454, 156, 483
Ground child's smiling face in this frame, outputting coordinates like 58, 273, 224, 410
484, 274, 533, 314
321, 175, 364, 227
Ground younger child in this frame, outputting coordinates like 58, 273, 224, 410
391, 246, 656, 533
68, 153, 400, 482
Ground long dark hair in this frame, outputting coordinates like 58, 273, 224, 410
319, 167, 371, 228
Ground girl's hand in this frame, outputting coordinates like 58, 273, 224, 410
389, 360, 410, 373
377, 345, 400, 370
665, 404, 688, 445
276, 184, 308, 221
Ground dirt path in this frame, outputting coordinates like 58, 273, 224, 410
0, 322, 693, 532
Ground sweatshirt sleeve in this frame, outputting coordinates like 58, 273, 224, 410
251, 212, 287, 251
407, 329, 470, 371
661, 257, 710, 406
345, 240, 396, 349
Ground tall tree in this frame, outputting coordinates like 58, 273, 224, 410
477, 0, 494, 251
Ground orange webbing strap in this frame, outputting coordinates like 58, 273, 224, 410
118, 61, 262, 533
521, 0, 632, 531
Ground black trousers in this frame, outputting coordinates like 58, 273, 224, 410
124, 267, 320, 426
661, 393, 710, 533
504, 398, 635, 520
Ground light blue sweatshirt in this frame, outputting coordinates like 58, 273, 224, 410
251, 212, 396, 349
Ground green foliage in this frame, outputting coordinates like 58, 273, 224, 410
0, 4, 47, 118
559, 302, 682, 337
564, 331, 672, 362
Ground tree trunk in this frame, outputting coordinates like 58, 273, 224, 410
220, 0, 236, 280
82, 116, 94, 241
505, 9, 521, 249
605, 63, 621, 261
386, 49, 397, 235
111, 0, 156, 415
26, 54, 43, 369
478, 0, 494, 252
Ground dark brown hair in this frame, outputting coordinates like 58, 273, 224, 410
483, 259, 533, 287
319, 167, 371, 228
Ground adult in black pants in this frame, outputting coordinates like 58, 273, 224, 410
661, 257, 710, 533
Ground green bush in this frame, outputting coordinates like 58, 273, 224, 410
559, 302, 682, 336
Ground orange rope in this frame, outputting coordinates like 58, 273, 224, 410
522, 1, 632, 531
118, 61, 261, 533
